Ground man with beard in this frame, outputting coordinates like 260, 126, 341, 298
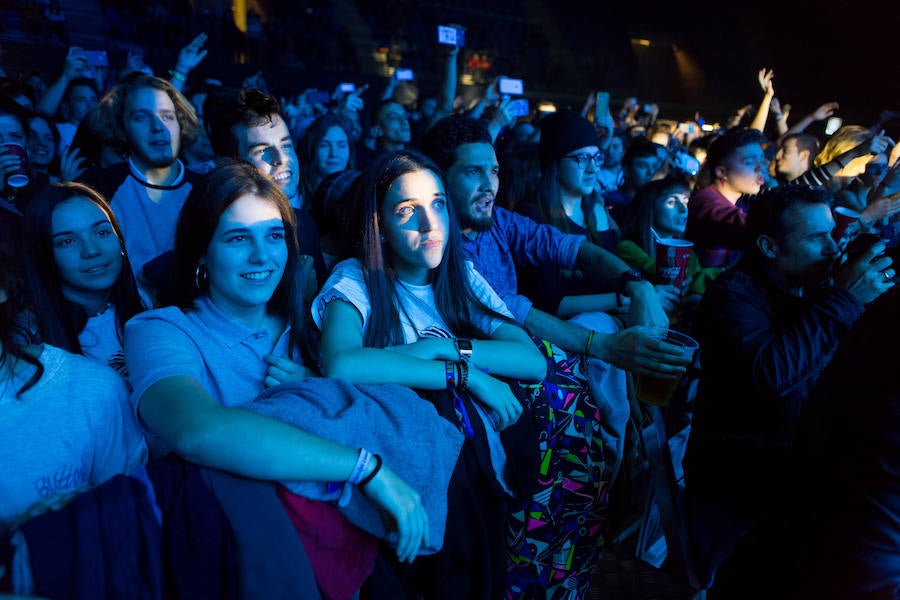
423, 115, 688, 470
683, 183, 894, 594
423, 115, 691, 596
79, 73, 201, 297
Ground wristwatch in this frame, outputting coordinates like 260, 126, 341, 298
616, 269, 645, 295
456, 338, 473, 363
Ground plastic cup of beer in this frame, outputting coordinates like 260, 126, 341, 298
1, 142, 29, 188
635, 327, 699, 407
832, 206, 860, 243
655, 238, 693, 288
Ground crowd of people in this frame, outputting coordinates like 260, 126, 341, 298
2, 19, 900, 600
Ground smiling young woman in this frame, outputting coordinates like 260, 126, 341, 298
24, 182, 147, 378
123, 160, 430, 596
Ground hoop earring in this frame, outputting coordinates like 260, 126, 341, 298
195, 264, 208, 290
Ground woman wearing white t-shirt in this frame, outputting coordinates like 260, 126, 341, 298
24, 182, 147, 378
315, 150, 546, 600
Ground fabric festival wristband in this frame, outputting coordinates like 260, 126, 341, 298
347, 448, 373, 485
445, 360, 457, 390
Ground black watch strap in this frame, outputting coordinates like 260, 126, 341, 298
617, 269, 645, 294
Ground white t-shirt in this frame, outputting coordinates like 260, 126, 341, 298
312, 258, 513, 342
79, 305, 126, 378
312, 258, 516, 493
0, 345, 147, 532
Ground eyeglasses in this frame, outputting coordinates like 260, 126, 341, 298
563, 152, 604, 168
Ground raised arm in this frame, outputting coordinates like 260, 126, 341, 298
783, 101, 838, 139
427, 45, 459, 130
36, 47, 90, 118
169, 33, 208, 93
748, 68, 776, 132
794, 132, 895, 187
769, 97, 789, 137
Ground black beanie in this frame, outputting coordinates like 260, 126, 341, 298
538, 110, 602, 168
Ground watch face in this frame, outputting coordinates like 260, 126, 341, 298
458, 339, 473, 353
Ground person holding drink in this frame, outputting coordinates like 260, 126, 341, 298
683, 183, 895, 594
617, 176, 723, 331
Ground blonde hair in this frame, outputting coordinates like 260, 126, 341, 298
814, 125, 869, 167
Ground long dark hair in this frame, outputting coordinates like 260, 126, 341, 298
621, 176, 692, 255
24, 182, 146, 354
537, 160, 617, 246
299, 113, 355, 201
0, 254, 42, 397
172, 160, 307, 356
349, 150, 513, 348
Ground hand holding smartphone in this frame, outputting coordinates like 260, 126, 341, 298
498, 77, 524, 95
437, 25, 466, 47
594, 91, 610, 122
508, 99, 529, 118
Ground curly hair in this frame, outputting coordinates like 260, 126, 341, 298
421, 115, 492, 171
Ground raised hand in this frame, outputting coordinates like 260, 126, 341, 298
63, 46, 90, 81
60, 146, 88, 182
337, 83, 367, 117
812, 101, 839, 121
758, 68, 775, 96
175, 32, 208, 74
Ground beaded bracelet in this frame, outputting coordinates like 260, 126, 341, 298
456, 360, 469, 391
358, 454, 383, 489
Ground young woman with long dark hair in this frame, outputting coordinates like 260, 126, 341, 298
314, 149, 546, 599
123, 160, 429, 597
24, 181, 146, 377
